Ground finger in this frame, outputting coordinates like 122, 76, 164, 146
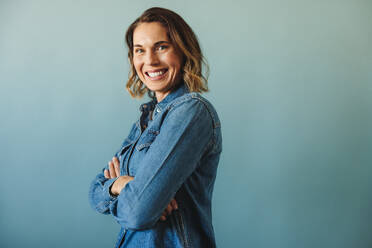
170, 199, 178, 210
166, 204, 173, 215
104, 169, 110, 179
109, 161, 116, 178
160, 210, 168, 221
107, 161, 113, 178
113, 157, 120, 177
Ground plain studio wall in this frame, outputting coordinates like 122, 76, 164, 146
0, 0, 371, 247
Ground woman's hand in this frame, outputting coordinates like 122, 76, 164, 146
104, 157, 134, 196
160, 198, 178, 221
104, 157, 121, 179
110, 175, 134, 196
104, 156, 178, 221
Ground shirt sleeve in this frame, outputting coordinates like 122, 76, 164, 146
88, 123, 137, 215
109, 98, 214, 230
88, 168, 119, 215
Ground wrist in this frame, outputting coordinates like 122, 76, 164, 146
109, 179, 119, 196
109, 176, 134, 196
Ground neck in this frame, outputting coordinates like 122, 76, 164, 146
155, 91, 170, 103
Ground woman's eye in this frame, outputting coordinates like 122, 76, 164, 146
135, 49, 144, 54
157, 45, 168, 51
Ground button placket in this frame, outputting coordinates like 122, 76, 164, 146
152, 106, 161, 119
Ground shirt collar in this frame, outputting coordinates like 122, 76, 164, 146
156, 83, 188, 111
139, 82, 189, 113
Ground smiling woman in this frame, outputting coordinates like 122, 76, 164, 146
88, 7, 222, 248
132, 22, 183, 102
125, 7, 209, 98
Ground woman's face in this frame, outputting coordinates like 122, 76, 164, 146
132, 22, 183, 102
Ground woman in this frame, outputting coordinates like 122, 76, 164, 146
89, 7, 222, 248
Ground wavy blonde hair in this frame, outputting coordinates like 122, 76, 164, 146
125, 7, 209, 98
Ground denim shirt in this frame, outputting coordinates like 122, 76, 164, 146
89, 83, 222, 248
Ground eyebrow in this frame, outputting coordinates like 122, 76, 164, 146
133, 41, 170, 47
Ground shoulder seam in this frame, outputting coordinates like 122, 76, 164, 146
165, 93, 220, 129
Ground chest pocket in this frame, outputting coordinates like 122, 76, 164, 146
136, 128, 159, 151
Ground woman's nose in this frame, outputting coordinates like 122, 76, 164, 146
145, 51, 159, 65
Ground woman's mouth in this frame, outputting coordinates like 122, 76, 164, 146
145, 69, 168, 80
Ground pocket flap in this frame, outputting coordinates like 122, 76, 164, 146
136, 129, 159, 151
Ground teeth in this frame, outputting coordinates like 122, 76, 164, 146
148, 70, 165, 78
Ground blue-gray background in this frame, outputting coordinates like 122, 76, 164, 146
1, 0, 371, 247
